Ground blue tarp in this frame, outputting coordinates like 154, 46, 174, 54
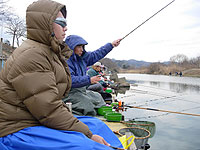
0, 116, 123, 150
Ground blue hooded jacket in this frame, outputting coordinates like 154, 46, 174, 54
65, 35, 113, 88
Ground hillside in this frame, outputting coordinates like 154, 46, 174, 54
100, 58, 200, 78
112, 59, 151, 68
182, 68, 200, 77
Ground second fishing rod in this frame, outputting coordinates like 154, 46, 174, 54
120, 0, 175, 41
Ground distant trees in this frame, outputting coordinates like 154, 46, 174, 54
147, 63, 161, 74
5, 16, 26, 47
189, 56, 200, 68
170, 54, 188, 64
0, 0, 26, 47
170, 54, 200, 68
145, 54, 200, 75
99, 54, 200, 76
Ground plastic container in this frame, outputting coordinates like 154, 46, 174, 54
111, 102, 118, 107
102, 109, 113, 115
105, 88, 112, 93
104, 112, 122, 122
97, 106, 112, 116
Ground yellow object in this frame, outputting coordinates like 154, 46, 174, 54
119, 135, 135, 149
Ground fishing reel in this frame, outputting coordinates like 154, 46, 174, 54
114, 101, 127, 112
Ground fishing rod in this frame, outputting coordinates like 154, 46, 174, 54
109, 146, 125, 150
121, 0, 175, 41
125, 105, 200, 117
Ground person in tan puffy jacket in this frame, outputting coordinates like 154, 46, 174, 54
0, 0, 123, 149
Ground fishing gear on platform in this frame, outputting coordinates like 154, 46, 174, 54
121, 0, 175, 41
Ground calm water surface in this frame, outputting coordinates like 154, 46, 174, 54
117, 74, 200, 150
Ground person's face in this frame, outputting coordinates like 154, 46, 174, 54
53, 11, 67, 42
74, 45, 84, 56
95, 66, 101, 72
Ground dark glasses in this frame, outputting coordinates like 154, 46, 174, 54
54, 17, 67, 28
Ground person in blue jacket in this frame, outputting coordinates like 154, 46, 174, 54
63, 35, 121, 115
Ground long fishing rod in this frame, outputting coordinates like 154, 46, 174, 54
125, 105, 200, 117
109, 146, 125, 150
121, 0, 175, 41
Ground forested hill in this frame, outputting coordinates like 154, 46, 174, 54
100, 58, 152, 70
112, 59, 151, 68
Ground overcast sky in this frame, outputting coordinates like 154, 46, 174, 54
5, 0, 200, 62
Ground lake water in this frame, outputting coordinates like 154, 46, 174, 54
117, 74, 200, 150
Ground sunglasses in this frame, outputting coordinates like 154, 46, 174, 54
54, 17, 67, 28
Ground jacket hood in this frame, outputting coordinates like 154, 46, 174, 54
26, 0, 67, 53
65, 35, 88, 51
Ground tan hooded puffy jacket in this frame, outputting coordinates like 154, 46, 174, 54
0, 0, 92, 138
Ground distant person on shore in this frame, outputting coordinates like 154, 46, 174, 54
63, 35, 121, 116
179, 71, 182, 77
0, 0, 122, 149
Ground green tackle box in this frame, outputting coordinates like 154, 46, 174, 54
105, 88, 112, 93
111, 102, 118, 107
97, 106, 112, 116
104, 112, 122, 122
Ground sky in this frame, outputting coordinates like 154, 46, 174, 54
4, 0, 200, 62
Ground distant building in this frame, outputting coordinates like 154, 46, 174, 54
0, 40, 15, 71
4, 40, 11, 46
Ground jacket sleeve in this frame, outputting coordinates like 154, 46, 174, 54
83, 43, 113, 66
67, 59, 91, 88
8, 49, 93, 138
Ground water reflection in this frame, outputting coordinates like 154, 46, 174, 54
149, 81, 161, 87
114, 86, 130, 95
117, 74, 200, 150
169, 82, 200, 93
130, 80, 200, 94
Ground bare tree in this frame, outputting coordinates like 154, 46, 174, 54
170, 54, 188, 65
5, 15, 26, 47
147, 63, 161, 74
15, 20, 26, 47
190, 56, 200, 68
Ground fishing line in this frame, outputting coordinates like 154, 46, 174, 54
125, 105, 200, 117
119, 89, 200, 104
135, 98, 176, 107
135, 83, 186, 93
121, 93, 176, 105
136, 83, 200, 95
121, 0, 175, 41
127, 88, 200, 104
